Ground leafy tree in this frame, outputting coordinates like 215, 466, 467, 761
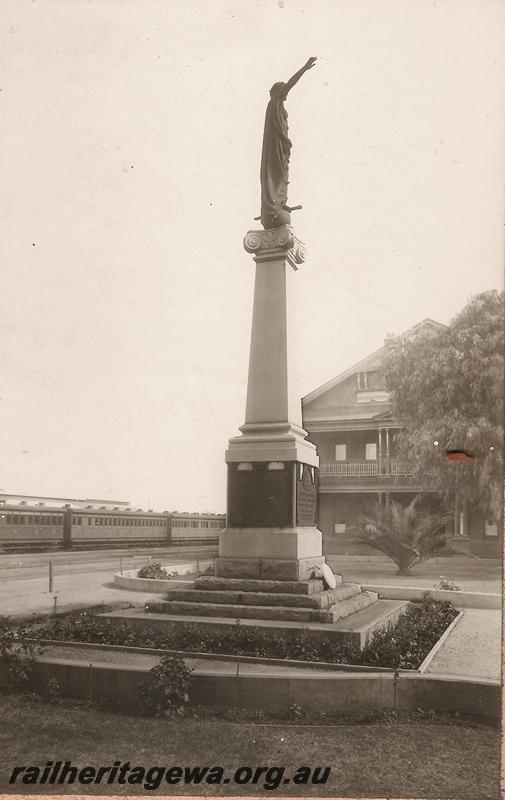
353, 498, 449, 575
384, 290, 503, 522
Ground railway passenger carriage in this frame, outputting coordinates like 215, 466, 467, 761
0, 499, 224, 551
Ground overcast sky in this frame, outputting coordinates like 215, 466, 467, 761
1, 0, 504, 512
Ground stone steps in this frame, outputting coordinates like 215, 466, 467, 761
162, 582, 362, 610
100, 600, 408, 648
193, 576, 333, 595
149, 589, 378, 625
326, 591, 379, 622
155, 600, 331, 623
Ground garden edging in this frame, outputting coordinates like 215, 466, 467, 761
113, 560, 214, 593
1, 656, 498, 720
361, 585, 501, 609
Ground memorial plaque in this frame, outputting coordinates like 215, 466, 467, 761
227, 461, 294, 527
296, 464, 318, 526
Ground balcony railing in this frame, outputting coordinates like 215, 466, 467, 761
321, 461, 379, 477
390, 461, 414, 476
320, 460, 414, 478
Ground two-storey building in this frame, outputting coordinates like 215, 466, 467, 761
302, 320, 501, 558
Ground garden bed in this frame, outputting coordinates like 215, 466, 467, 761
113, 560, 214, 593
17, 596, 458, 671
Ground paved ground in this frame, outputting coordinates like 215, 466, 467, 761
425, 608, 502, 680
41, 644, 358, 676
329, 556, 502, 593
0, 545, 217, 619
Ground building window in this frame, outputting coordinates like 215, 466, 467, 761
356, 372, 368, 390
485, 523, 498, 537
365, 443, 377, 461
335, 444, 346, 461
334, 523, 346, 534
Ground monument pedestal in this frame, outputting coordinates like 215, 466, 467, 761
214, 225, 323, 582
215, 530, 323, 581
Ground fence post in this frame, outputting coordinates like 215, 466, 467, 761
232, 660, 240, 715
48, 561, 54, 593
393, 667, 399, 715
120, 557, 123, 575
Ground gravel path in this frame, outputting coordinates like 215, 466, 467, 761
425, 609, 502, 680
40, 644, 352, 676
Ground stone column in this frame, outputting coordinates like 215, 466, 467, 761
216, 225, 323, 582
451, 493, 471, 553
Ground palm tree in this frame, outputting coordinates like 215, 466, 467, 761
353, 497, 450, 575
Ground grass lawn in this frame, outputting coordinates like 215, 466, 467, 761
0, 692, 500, 799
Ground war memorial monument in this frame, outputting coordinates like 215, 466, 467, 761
132, 57, 405, 640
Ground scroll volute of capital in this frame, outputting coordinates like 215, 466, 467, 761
243, 226, 306, 265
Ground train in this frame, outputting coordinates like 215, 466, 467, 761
0, 502, 225, 552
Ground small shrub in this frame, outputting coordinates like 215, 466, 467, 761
141, 653, 193, 718
137, 562, 169, 580
360, 596, 457, 669
33, 610, 136, 647
288, 702, 305, 721
0, 616, 43, 690
46, 677, 63, 704
435, 575, 462, 592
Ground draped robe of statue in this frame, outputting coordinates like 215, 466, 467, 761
260, 83, 292, 230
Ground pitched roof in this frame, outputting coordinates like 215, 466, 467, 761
302, 318, 446, 406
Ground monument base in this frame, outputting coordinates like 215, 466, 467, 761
215, 556, 324, 581
216, 525, 323, 580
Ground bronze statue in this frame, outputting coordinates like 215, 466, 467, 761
260, 57, 317, 230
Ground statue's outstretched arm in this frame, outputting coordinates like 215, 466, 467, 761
285, 56, 317, 94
